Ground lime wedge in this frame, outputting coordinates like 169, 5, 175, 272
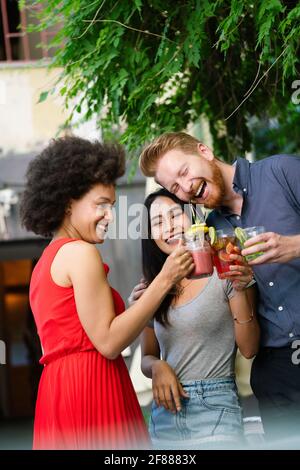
208, 226, 217, 245
234, 227, 248, 245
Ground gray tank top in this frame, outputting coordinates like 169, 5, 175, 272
149, 269, 237, 381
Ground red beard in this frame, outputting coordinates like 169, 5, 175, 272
203, 160, 225, 209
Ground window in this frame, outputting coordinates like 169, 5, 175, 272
0, 0, 57, 62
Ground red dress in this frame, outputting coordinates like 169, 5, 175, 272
30, 238, 150, 449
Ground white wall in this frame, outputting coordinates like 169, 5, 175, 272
0, 64, 100, 157
0, 64, 68, 155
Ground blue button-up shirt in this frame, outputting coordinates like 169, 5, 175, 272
207, 155, 300, 348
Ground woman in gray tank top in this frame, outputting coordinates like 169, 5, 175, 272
130, 189, 260, 449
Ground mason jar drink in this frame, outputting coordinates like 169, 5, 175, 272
235, 226, 266, 261
211, 229, 239, 279
184, 228, 213, 279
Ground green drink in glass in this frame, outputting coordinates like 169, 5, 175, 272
235, 226, 265, 261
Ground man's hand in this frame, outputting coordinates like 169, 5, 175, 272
128, 278, 148, 306
241, 232, 300, 265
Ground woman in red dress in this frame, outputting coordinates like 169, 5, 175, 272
20, 136, 193, 450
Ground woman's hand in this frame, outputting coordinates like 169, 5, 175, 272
160, 241, 194, 287
128, 278, 148, 306
152, 360, 189, 413
224, 253, 254, 290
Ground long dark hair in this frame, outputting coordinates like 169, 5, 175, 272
142, 188, 185, 327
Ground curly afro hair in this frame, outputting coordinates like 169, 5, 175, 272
20, 135, 125, 237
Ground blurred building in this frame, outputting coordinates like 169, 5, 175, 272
0, 1, 147, 421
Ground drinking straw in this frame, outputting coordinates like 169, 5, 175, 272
189, 202, 206, 224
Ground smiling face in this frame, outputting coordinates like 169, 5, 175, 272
150, 196, 190, 255
63, 183, 116, 244
155, 145, 225, 209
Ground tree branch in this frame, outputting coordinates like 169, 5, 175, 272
82, 19, 176, 43
224, 45, 289, 121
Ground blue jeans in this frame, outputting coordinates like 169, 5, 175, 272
149, 376, 244, 450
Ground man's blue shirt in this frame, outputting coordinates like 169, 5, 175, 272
207, 155, 300, 348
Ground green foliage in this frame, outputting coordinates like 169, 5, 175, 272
251, 103, 300, 158
26, 0, 300, 162
18, 0, 26, 10
37, 90, 49, 104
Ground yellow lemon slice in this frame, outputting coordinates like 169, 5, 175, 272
187, 223, 208, 235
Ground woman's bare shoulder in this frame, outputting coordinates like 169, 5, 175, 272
57, 240, 103, 266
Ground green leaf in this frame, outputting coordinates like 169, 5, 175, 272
60, 86, 67, 96
18, 0, 26, 10
37, 90, 49, 104
133, 0, 142, 14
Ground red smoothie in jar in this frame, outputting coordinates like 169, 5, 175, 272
184, 224, 213, 279
190, 245, 213, 279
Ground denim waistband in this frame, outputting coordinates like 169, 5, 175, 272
180, 376, 236, 393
